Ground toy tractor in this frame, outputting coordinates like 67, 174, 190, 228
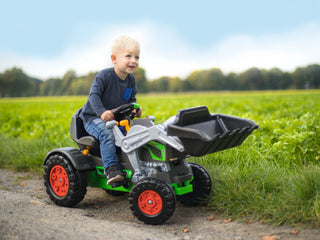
44, 103, 258, 225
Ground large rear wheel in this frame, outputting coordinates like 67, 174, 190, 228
129, 178, 176, 225
177, 163, 212, 206
44, 154, 87, 207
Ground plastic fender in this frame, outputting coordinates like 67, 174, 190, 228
44, 147, 95, 171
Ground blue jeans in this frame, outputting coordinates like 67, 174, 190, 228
84, 118, 120, 170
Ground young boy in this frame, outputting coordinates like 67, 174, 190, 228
80, 36, 142, 185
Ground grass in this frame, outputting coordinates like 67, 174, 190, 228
0, 90, 319, 226
192, 148, 320, 226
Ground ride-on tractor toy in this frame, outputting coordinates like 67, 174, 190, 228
44, 104, 258, 225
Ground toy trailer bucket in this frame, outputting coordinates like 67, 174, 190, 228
167, 106, 259, 156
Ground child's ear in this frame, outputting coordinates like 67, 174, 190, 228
111, 54, 117, 64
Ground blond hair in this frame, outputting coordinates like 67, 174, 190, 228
111, 36, 140, 55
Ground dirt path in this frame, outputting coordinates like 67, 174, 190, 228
0, 169, 319, 240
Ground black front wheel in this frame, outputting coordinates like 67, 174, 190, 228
44, 154, 87, 207
177, 163, 212, 206
129, 178, 176, 225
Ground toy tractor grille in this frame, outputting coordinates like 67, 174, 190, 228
148, 145, 162, 159
140, 141, 166, 162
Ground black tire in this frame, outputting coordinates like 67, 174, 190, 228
129, 178, 176, 225
44, 154, 87, 207
177, 163, 212, 206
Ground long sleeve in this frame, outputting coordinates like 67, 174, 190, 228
80, 68, 138, 124
88, 76, 108, 117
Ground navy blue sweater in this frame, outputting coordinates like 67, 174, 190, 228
80, 68, 137, 123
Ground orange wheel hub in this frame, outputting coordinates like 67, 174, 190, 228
50, 165, 69, 197
138, 190, 163, 216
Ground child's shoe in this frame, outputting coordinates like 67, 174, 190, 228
106, 165, 125, 185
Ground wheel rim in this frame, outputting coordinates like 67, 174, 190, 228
50, 165, 69, 197
138, 190, 163, 216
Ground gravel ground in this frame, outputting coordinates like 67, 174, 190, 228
1, 168, 319, 240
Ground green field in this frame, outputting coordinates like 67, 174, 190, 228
0, 90, 319, 226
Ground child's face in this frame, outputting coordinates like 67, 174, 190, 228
112, 48, 140, 80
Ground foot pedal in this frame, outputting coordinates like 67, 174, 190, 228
111, 179, 127, 188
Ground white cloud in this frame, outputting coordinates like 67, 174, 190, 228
0, 21, 319, 80
212, 23, 320, 73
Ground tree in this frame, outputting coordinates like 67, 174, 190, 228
225, 72, 240, 90
266, 68, 282, 90
168, 77, 184, 92
291, 67, 306, 89
134, 67, 148, 93
149, 77, 169, 92
304, 64, 320, 89
0, 73, 4, 97
239, 68, 264, 90
84, 72, 97, 92
185, 68, 225, 91
279, 72, 292, 89
1, 63, 320, 97
39, 78, 62, 96
205, 68, 225, 90
0, 67, 35, 97
185, 70, 202, 90
60, 70, 76, 95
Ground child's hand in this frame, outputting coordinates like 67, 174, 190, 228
134, 107, 142, 118
100, 110, 114, 122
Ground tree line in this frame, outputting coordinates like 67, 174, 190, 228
0, 64, 319, 97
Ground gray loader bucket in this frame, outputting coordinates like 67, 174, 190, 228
167, 106, 259, 156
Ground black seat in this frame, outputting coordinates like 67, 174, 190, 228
70, 108, 100, 152
170, 106, 211, 127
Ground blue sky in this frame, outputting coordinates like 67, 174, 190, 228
1, 0, 319, 80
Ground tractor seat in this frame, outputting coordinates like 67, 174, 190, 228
70, 108, 100, 151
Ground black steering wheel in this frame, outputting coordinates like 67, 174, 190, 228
112, 103, 140, 122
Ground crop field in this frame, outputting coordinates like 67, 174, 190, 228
0, 90, 319, 226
